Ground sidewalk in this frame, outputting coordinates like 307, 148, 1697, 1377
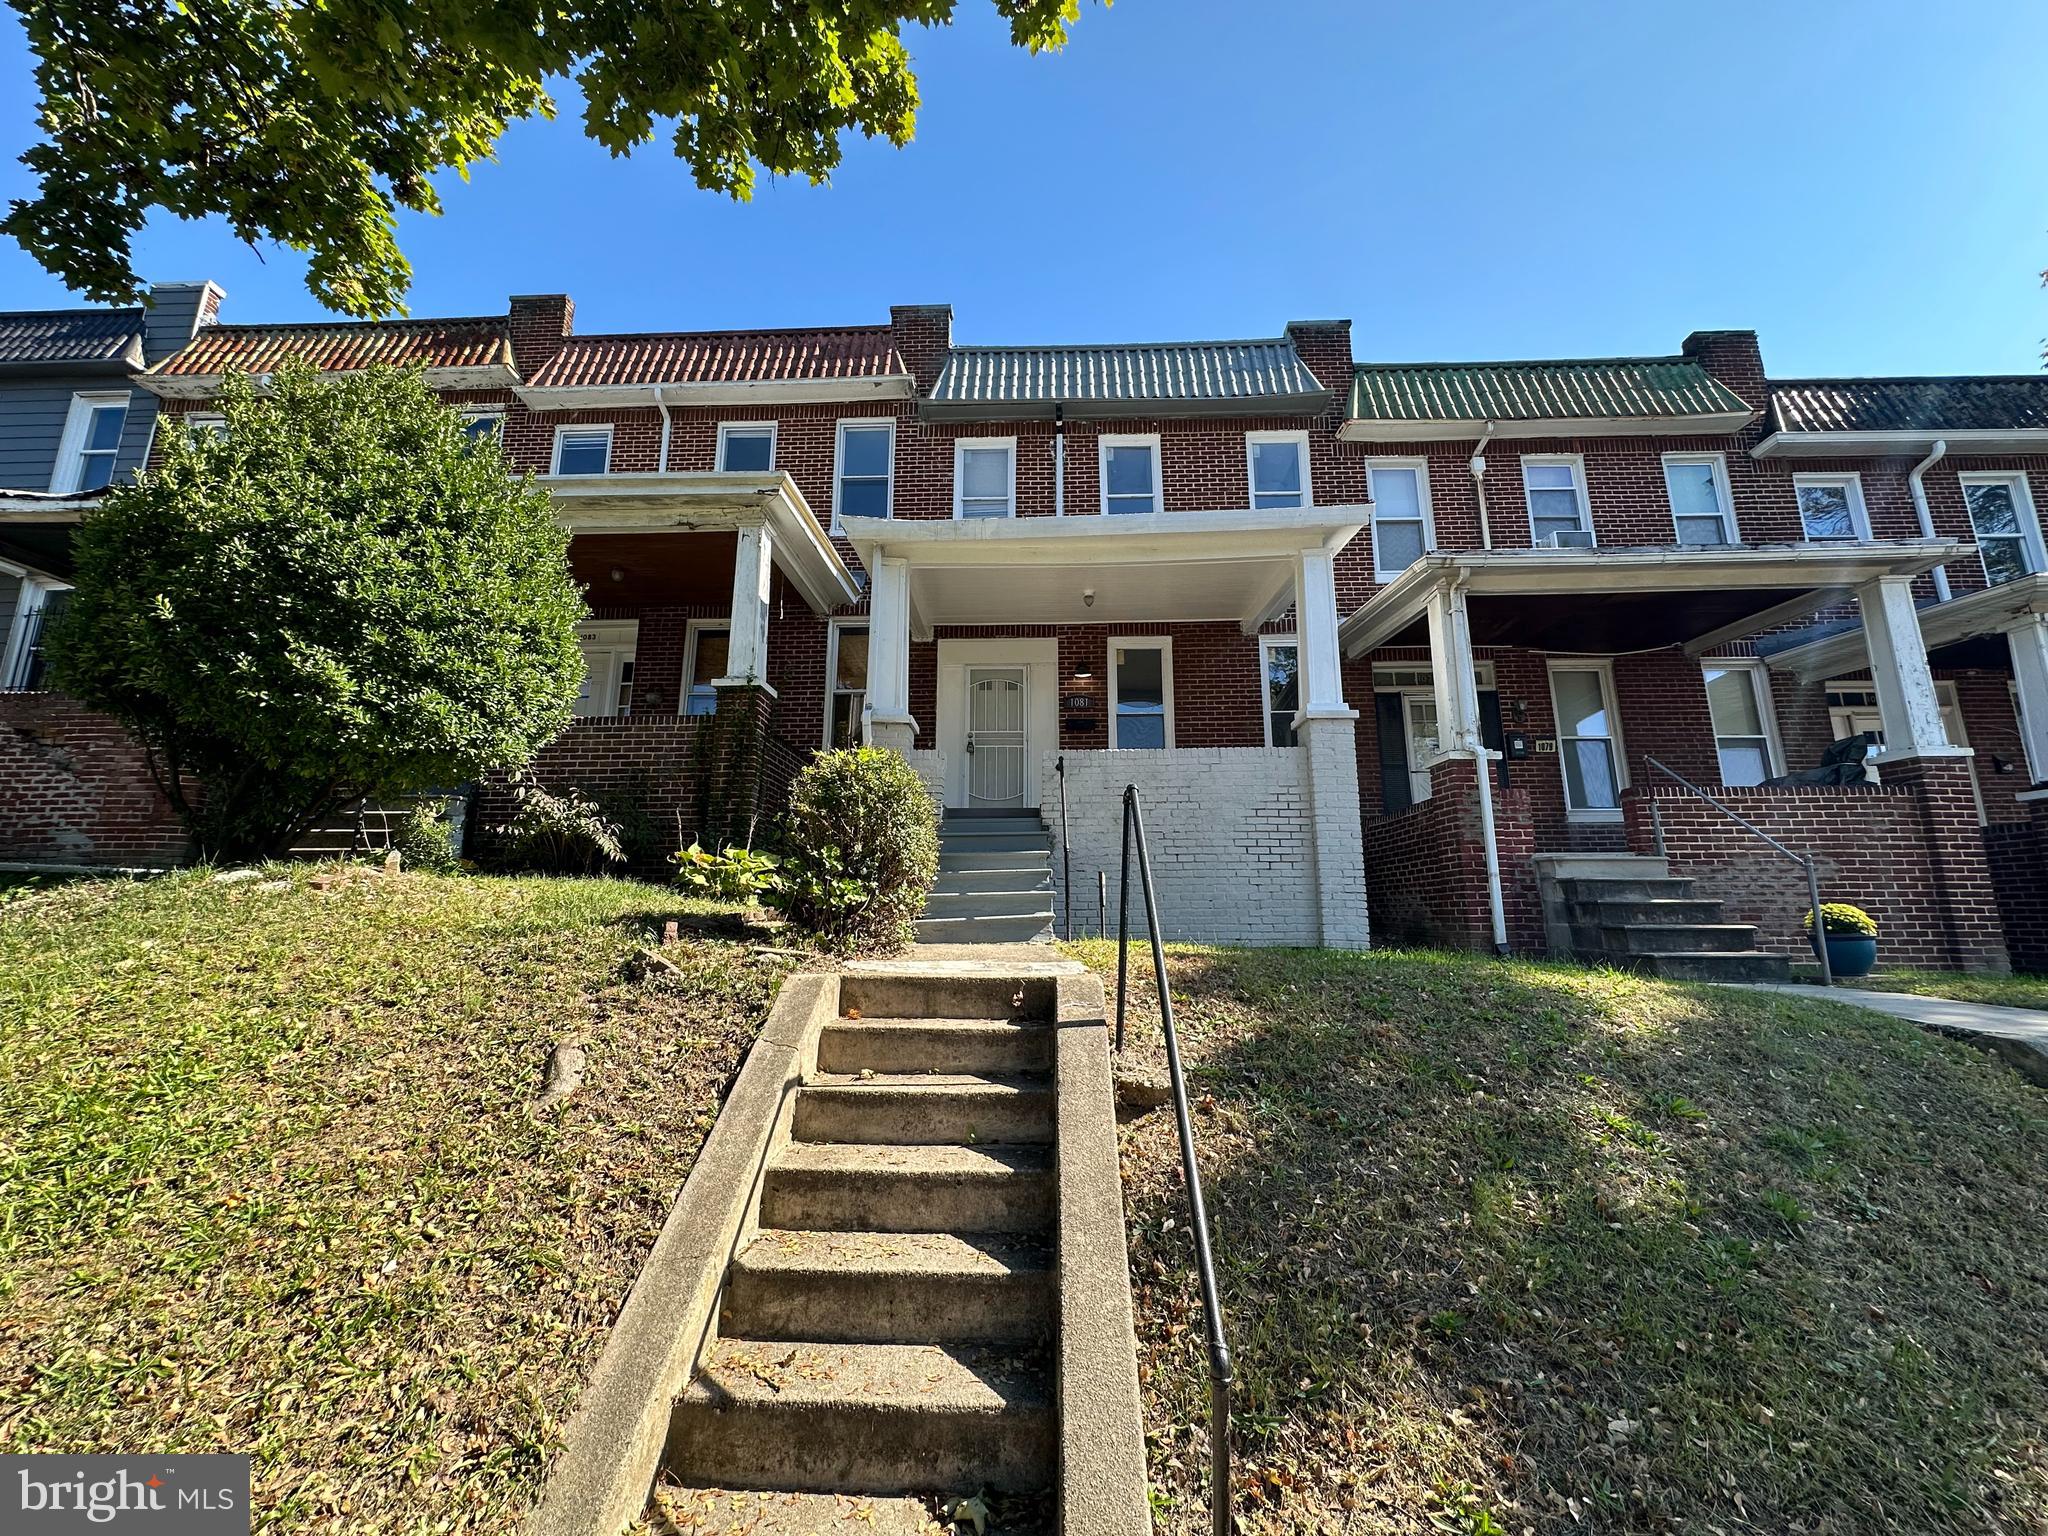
1743, 983, 2048, 1086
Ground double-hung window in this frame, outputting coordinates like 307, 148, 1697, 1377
826, 624, 869, 747
1664, 453, 1737, 546
1367, 459, 1433, 578
52, 392, 130, 493
954, 438, 1016, 519
1110, 639, 1173, 748
1100, 435, 1162, 515
1246, 432, 1310, 510
553, 425, 612, 475
834, 421, 893, 528
1523, 457, 1592, 546
1959, 472, 2045, 587
1702, 662, 1778, 786
684, 625, 730, 717
1549, 663, 1624, 818
718, 423, 776, 472
1794, 473, 1868, 542
1260, 636, 1300, 747
572, 621, 638, 719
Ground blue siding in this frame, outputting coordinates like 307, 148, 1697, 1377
0, 376, 159, 492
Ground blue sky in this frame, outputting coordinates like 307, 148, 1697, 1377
3, 0, 2047, 374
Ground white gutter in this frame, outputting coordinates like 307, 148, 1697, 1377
1053, 403, 1065, 518
655, 386, 675, 473
1470, 422, 1497, 549
1908, 438, 1952, 603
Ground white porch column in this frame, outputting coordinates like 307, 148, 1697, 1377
1292, 548, 1368, 949
716, 523, 774, 688
1856, 574, 1966, 761
1423, 579, 1484, 755
2005, 612, 2048, 782
864, 554, 917, 753
1293, 547, 1351, 721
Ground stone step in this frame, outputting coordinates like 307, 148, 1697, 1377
913, 913, 1054, 945
933, 867, 1053, 895
1595, 922, 1761, 955
818, 1019, 1054, 1076
936, 831, 1051, 855
923, 889, 1057, 922
941, 814, 1047, 836
1568, 897, 1724, 926
795, 1074, 1055, 1145
1556, 876, 1698, 903
760, 1142, 1055, 1234
652, 1487, 1039, 1535
721, 1229, 1054, 1344
839, 974, 1056, 1022
1613, 949, 1794, 982
939, 848, 1052, 873
668, 1340, 1054, 1495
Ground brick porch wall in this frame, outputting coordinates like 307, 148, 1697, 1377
1363, 758, 1541, 951
1984, 794, 2048, 973
0, 693, 190, 867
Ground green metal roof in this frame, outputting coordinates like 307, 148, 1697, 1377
1349, 357, 1752, 428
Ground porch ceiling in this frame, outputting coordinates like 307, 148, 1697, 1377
1762, 570, 2048, 681
0, 522, 77, 578
570, 531, 738, 610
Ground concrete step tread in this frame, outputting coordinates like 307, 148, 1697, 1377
650, 1487, 969, 1535
775, 1142, 1053, 1179
1606, 922, 1760, 935
913, 916, 1055, 943
805, 1071, 1053, 1092
827, 1016, 1052, 1032
735, 1229, 1053, 1279
684, 1339, 1050, 1415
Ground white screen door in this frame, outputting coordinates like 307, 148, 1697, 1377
966, 667, 1029, 807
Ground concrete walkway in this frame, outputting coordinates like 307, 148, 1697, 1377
1743, 983, 2048, 1086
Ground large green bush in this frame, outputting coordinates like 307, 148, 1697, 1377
771, 748, 939, 952
50, 363, 585, 862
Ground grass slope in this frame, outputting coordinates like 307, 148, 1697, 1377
1072, 943, 2048, 1535
1847, 969, 2048, 1013
0, 868, 794, 1535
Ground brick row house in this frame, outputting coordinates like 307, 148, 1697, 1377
1, 288, 2043, 969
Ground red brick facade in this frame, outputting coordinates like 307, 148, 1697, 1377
0, 694, 190, 867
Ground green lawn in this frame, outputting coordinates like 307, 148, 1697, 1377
1071, 942, 2048, 1535
0, 867, 796, 1535
1845, 968, 2048, 1012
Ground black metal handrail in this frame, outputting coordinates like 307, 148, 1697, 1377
1642, 756, 1832, 986
1054, 754, 1072, 941
1114, 783, 1233, 1536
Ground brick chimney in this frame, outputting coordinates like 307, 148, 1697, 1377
1681, 329, 1766, 410
889, 304, 953, 396
1284, 319, 1355, 399
508, 293, 575, 379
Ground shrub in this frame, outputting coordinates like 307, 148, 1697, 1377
1803, 902, 1878, 938
769, 748, 938, 951
675, 842, 781, 903
487, 775, 624, 874
392, 800, 459, 873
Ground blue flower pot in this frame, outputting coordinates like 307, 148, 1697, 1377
1811, 932, 1878, 979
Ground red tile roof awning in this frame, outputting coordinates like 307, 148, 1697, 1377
525, 326, 908, 389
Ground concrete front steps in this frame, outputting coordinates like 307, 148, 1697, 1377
919, 810, 1054, 945
1536, 853, 1792, 982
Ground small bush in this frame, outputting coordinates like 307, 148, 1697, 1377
675, 842, 781, 903
1803, 902, 1878, 938
770, 748, 939, 951
487, 775, 624, 874
393, 800, 459, 873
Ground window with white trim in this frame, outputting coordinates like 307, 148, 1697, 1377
1794, 472, 1868, 542
1826, 676, 1984, 819
1100, 435, 1161, 516
1260, 636, 1299, 746
954, 438, 1016, 519
461, 411, 504, 454
826, 623, 868, 747
1959, 472, 2045, 587
1549, 663, 1624, 818
834, 421, 893, 527
1664, 453, 1736, 546
0, 572, 72, 692
718, 422, 776, 473
684, 625, 731, 716
553, 425, 612, 475
1702, 661, 1778, 786
1367, 459, 1433, 577
183, 413, 226, 438
51, 392, 130, 493
1522, 456, 1592, 546
572, 620, 638, 719
1110, 639, 1173, 748
1246, 432, 1309, 510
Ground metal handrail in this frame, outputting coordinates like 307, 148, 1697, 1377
1642, 756, 1832, 986
1114, 783, 1234, 1536
1054, 754, 1072, 941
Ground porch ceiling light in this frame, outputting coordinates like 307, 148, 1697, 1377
1072, 662, 1094, 679
1082, 588, 1095, 607
609, 566, 626, 582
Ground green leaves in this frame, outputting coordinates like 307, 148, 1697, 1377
4, 0, 1087, 315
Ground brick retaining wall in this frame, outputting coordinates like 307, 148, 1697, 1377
0, 692, 190, 867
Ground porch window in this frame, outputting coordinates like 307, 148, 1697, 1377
1100, 436, 1161, 516
1959, 473, 2044, 587
954, 439, 1015, 519
1794, 473, 1868, 541
573, 620, 638, 719
1826, 677, 1983, 819
1367, 460, 1433, 578
1702, 662, 1777, 786
52, 393, 129, 493
827, 624, 868, 747
685, 625, 730, 716
2, 581, 70, 691
1260, 637, 1299, 746
1247, 432, 1309, 510
834, 421, 894, 527
1549, 664, 1623, 818
553, 426, 612, 476
1111, 640, 1172, 748
718, 423, 776, 473
1664, 454, 1736, 546
1523, 457, 1592, 547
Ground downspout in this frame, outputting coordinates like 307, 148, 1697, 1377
1469, 422, 1497, 549
1909, 438, 1952, 603
1450, 574, 1510, 954
655, 386, 674, 473
1053, 403, 1066, 517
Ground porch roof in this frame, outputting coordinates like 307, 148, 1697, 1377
847, 506, 1368, 635
1339, 541, 1966, 658
1761, 571, 2048, 681
543, 471, 860, 614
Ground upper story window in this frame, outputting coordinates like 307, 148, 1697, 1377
553, 425, 612, 475
954, 438, 1016, 519
1523, 456, 1593, 547
52, 392, 129, 493
1664, 453, 1736, 546
1100, 435, 1162, 515
460, 411, 504, 454
834, 421, 894, 528
1794, 472, 1869, 542
1367, 459, 1433, 578
718, 423, 776, 473
1959, 472, 2046, 587
1246, 432, 1310, 510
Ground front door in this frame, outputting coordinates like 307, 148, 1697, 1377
965, 666, 1029, 808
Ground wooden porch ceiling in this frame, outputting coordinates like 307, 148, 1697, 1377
569, 531, 739, 610
1369, 586, 1825, 654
